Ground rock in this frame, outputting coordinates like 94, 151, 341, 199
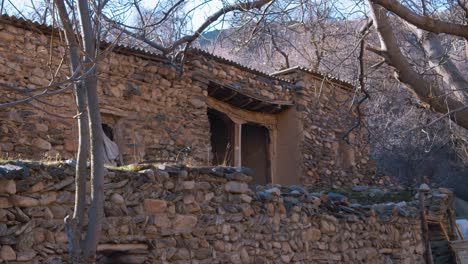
320, 220, 335, 234
0, 164, 27, 180
328, 192, 348, 203
0, 198, 11, 209
240, 204, 254, 216
265, 187, 281, 196
189, 98, 205, 108
352, 185, 368, 192
307, 195, 321, 206
289, 185, 308, 195
49, 205, 68, 219
283, 197, 300, 211
225, 181, 248, 194
36, 123, 48, 132
226, 172, 252, 182
154, 214, 172, 229
32, 138, 52, 150
0, 180, 16, 194
256, 191, 273, 201
143, 199, 167, 215
111, 193, 125, 205
240, 194, 252, 203
30, 181, 45, 192
171, 248, 190, 260
0, 245, 16, 261
138, 169, 155, 181
173, 214, 197, 232
0, 142, 14, 152
39, 192, 57, 206
369, 188, 385, 198
373, 203, 395, 221
303, 228, 321, 241
10, 195, 39, 207
419, 183, 430, 192
182, 181, 195, 190
55, 232, 67, 243
17, 250, 36, 261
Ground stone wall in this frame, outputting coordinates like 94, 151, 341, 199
0, 16, 379, 187
0, 19, 213, 165
0, 17, 293, 167
0, 161, 439, 263
274, 69, 377, 187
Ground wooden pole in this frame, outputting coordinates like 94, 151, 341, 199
419, 184, 434, 264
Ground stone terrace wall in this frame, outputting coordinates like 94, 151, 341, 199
277, 71, 376, 187
0, 162, 430, 264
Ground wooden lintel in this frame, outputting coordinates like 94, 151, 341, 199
207, 97, 277, 126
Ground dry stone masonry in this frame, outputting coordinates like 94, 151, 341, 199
0, 15, 376, 187
0, 161, 455, 263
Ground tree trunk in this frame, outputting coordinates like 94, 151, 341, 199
367, 2, 468, 130
412, 29, 468, 102
76, 0, 105, 262
55, 1, 89, 262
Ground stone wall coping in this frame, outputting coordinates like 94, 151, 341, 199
0, 161, 452, 223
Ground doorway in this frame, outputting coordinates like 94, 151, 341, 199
242, 123, 271, 184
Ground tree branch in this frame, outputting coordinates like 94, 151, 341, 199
370, 0, 468, 38
367, 1, 468, 130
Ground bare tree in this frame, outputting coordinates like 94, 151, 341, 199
366, 0, 468, 129
55, 0, 106, 262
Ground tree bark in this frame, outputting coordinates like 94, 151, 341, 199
55, 1, 89, 262
370, 0, 468, 38
76, 0, 105, 262
367, 2, 468, 130
410, 28, 468, 102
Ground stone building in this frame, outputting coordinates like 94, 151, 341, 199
0, 15, 374, 187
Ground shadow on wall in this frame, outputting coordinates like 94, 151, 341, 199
374, 147, 468, 201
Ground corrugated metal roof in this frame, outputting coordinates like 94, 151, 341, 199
271, 66, 355, 90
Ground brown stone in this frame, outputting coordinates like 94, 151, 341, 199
143, 199, 167, 215
303, 228, 321, 241
182, 181, 195, 190
30, 182, 45, 192
225, 181, 248, 194
111, 193, 125, 205
39, 192, 57, 206
0, 198, 11, 209
171, 248, 190, 260
10, 195, 39, 207
189, 98, 205, 108
0, 180, 16, 194
0, 245, 16, 261
0, 31, 14, 41
173, 214, 197, 232
154, 214, 172, 229
16, 250, 36, 261
49, 204, 68, 219
32, 138, 51, 150
55, 232, 68, 243
35, 123, 48, 132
